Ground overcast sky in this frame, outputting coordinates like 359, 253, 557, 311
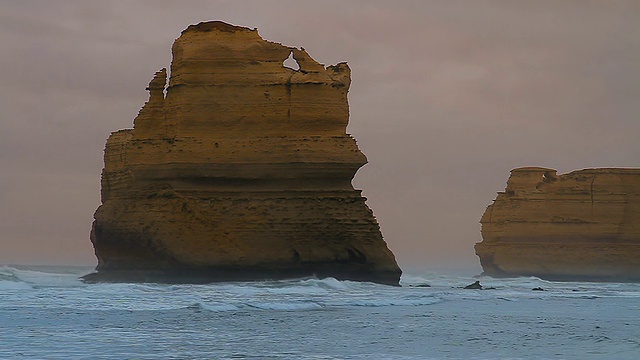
1, 0, 638, 271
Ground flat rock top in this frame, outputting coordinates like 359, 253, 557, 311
182, 21, 257, 34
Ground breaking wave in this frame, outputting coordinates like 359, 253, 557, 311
1, 265, 639, 314
1, 265, 87, 284
2, 265, 639, 359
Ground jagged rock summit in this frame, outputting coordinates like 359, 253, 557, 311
475, 167, 640, 281
84, 21, 402, 285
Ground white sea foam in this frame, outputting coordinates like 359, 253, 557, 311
399, 274, 433, 287
0, 265, 86, 288
299, 277, 353, 290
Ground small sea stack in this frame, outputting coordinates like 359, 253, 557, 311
84, 21, 401, 285
475, 167, 640, 282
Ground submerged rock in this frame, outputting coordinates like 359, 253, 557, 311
475, 167, 640, 282
84, 21, 401, 285
409, 284, 431, 288
463, 281, 483, 289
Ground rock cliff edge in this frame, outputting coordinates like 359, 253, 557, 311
84, 21, 401, 285
475, 167, 640, 281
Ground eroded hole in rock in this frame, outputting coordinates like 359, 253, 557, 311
283, 51, 300, 71
292, 249, 301, 262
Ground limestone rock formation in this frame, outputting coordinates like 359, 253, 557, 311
84, 21, 401, 285
475, 167, 640, 281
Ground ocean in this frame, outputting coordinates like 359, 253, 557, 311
1, 265, 638, 359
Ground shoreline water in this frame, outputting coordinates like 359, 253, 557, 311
1, 265, 639, 359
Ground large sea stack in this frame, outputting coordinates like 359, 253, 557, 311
84, 21, 401, 285
475, 167, 640, 281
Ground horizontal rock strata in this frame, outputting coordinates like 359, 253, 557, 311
85, 21, 401, 285
475, 167, 640, 281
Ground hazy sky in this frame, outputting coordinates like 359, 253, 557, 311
1, 1, 638, 270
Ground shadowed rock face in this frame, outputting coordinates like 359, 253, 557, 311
85, 21, 401, 285
475, 167, 640, 281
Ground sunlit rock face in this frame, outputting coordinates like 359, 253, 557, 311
476, 167, 640, 281
85, 21, 401, 285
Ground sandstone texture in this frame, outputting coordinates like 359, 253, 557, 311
85, 21, 401, 285
476, 167, 640, 281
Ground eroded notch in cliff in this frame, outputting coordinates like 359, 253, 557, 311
542, 171, 558, 183
292, 249, 301, 263
347, 248, 367, 264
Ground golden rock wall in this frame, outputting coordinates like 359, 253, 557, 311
476, 167, 640, 281
87, 21, 401, 285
